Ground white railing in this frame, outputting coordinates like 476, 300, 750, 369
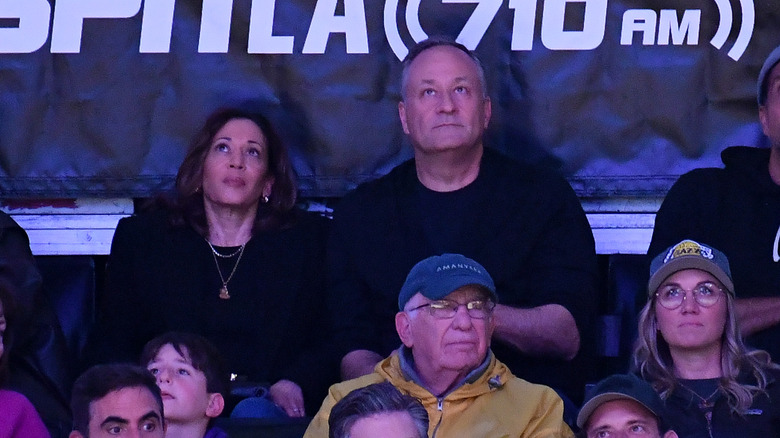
2, 197, 660, 256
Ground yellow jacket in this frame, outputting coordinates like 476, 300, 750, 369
304, 350, 573, 438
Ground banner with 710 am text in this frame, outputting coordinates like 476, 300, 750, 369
0, 0, 776, 199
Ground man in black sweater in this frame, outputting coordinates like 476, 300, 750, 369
328, 37, 598, 404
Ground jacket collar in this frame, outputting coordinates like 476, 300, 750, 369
396, 345, 493, 397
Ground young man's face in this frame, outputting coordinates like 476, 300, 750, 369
74, 386, 164, 438
585, 399, 677, 438
146, 344, 223, 424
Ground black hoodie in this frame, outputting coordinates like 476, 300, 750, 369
649, 146, 780, 360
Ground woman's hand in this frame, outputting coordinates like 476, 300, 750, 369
269, 379, 306, 417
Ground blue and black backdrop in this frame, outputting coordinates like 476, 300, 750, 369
0, 0, 776, 198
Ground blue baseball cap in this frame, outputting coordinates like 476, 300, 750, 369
398, 254, 497, 310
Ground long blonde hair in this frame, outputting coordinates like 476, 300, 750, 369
632, 287, 778, 414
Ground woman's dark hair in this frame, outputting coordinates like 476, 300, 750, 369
171, 107, 298, 235
0, 278, 17, 387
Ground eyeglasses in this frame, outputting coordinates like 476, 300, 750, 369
654, 282, 724, 310
406, 299, 496, 319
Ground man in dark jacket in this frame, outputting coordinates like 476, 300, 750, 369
0, 210, 72, 435
648, 44, 780, 362
328, 37, 598, 404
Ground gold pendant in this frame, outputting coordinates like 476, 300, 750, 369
219, 286, 231, 300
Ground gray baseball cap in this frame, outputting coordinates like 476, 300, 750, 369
647, 239, 734, 297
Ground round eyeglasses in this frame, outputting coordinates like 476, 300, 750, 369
654, 282, 724, 310
406, 299, 496, 319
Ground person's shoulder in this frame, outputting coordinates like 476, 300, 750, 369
671, 145, 768, 189
0, 210, 30, 243
117, 208, 171, 230
327, 372, 386, 400
482, 148, 574, 190
293, 208, 330, 227
481, 149, 586, 217
490, 356, 559, 398
744, 366, 780, 406
0, 388, 36, 406
276, 208, 330, 240
762, 366, 780, 385
0, 210, 20, 229
333, 159, 415, 217
673, 166, 727, 186
720, 145, 770, 170
343, 159, 415, 200
660, 166, 743, 209
504, 375, 562, 398
111, 209, 178, 249
0, 389, 47, 421
203, 425, 229, 438
0, 389, 48, 435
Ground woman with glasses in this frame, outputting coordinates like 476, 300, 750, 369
633, 239, 780, 438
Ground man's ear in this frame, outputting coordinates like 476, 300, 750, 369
482, 97, 492, 129
760, 104, 770, 137
206, 393, 225, 418
486, 310, 497, 343
398, 101, 410, 135
663, 431, 679, 438
69, 431, 85, 438
395, 311, 414, 348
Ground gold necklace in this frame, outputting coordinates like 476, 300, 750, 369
679, 383, 719, 438
208, 243, 243, 258
680, 384, 720, 410
206, 241, 246, 299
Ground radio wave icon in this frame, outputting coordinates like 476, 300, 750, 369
385, 0, 499, 60
385, 0, 425, 61
711, 0, 754, 60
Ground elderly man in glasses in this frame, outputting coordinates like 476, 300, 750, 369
304, 253, 572, 438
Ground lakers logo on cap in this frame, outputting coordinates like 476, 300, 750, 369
663, 239, 714, 263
